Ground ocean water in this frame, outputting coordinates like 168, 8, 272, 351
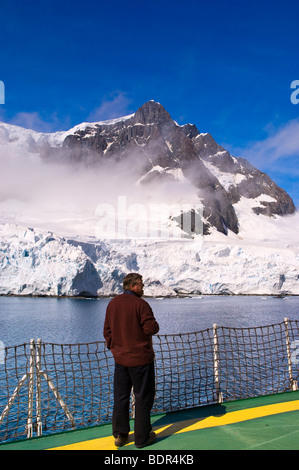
0, 295, 299, 347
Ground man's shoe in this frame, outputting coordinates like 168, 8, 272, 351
135, 431, 156, 448
114, 434, 128, 447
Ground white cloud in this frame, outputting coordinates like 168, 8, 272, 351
9, 111, 53, 132
5, 111, 71, 133
0, 91, 132, 132
236, 119, 299, 168
87, 91, 132, 122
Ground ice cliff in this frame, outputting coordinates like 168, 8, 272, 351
1, 210, 299, 297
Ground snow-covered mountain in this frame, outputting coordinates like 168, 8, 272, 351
0, 101, 298, 297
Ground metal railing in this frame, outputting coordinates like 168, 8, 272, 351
0, 318, 298, 443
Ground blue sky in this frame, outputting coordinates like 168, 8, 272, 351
1, 0, 299, 207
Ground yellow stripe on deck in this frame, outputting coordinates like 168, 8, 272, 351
48, 425, 172, 451
48, 399, 299, 450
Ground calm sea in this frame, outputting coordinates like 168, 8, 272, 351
0, 295, 299, 347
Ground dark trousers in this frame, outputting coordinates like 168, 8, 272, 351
112, 361, 155, 447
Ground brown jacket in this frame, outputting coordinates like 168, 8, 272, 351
103, 291, 159, 367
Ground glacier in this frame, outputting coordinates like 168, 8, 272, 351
1, 201, 299, 297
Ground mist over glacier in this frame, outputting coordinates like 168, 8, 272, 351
0, 125, 201, 239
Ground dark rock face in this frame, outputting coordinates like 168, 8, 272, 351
71, 259, 103, 297
191, 132, 296, 217
53, 100, 295, 235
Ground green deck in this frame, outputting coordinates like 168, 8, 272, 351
1, 391, 299, 451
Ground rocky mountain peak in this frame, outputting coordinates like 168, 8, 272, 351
133, 100, 173, 126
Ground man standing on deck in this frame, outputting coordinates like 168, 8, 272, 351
103, 272, 160, 448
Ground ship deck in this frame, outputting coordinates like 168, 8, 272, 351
1, 391, 299, 451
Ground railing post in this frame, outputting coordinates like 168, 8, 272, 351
213, 324, 223, 403
27, 339, 35, 438
284, 318, 298, 391
36, 339, 43, 436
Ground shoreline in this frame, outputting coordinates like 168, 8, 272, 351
0, 292, 297, 299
